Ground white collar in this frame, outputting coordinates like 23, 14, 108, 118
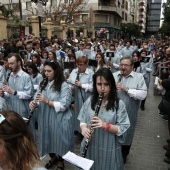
11, 68, 23, 77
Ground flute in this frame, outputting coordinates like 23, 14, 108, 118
81, 93, 104, 158
27, 77, 48, 125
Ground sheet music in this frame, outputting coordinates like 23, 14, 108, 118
62, 151, 94, 170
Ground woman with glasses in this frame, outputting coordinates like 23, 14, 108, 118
29, 61, 74, 170
67, 56, 94, 137
0, 110, 46, 170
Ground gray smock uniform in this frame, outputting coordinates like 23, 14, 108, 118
78, 97, 130, 170
121, 47, 133, 57
4, 70, 34, 117
0, 65, 5, 83
0, 96, 8, 111
105, 50, 122, 73
67, 68, 93, 132
113, 71, 147, 145
36, 81, 74, 157
137, 56, 153, 88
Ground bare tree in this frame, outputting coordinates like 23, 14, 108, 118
43, 0, 89, 25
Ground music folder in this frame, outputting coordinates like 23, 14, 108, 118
64, 62, 75, 69
19, 50, 27, 56
88, 59, 97, 67
106, 52, 114, 58
140, 56, 150, 63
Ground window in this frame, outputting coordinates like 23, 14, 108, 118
82, 14, 88, 22
12, 3, 20, 11
118, 1, 120, 8
26, 2, 32, 10
95, 14, 109, 23
125, 13, 127, 21
122, 12, 124, 20
126, 1, 128, 10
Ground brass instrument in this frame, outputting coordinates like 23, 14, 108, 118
81, 93, 104, 158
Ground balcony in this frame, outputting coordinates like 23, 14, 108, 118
139, 12, 146, 16
91, 2, 122, 17
139, 0, 146, 3
139, 5, 145, 10
139, 22, 145, 28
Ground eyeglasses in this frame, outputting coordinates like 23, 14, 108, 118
120, 64, 131, 67
0, 114, 5, 124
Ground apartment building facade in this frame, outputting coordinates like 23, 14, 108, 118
0, 0, 140, 39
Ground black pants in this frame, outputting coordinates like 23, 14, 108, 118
121, 145, 131, 160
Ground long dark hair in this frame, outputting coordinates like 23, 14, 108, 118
91, 68, 119, 111
27, 62, 39, 78
43, 60, 65, 91
0, 110, 39, 170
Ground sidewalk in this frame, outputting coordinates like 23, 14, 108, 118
41, 76, 169, 170
125, 77, 169, 170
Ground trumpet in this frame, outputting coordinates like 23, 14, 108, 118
27, 77, 48, 125
82, 93, 104, 158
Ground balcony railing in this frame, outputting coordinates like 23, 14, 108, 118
90, 3, 122, 17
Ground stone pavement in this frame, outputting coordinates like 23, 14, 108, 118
41, 76, 169, 170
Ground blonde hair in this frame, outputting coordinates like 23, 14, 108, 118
0, 110, 40, 170
76, 56, 88, 65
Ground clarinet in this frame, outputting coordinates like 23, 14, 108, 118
27, 77, 48, 125
76, 71, 80, 81
76, 71, 84, 103
117, 71, 123, 84
81, 93, 104, 158
4, 70, 11, 85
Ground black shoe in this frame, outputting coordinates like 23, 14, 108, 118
74, 131, 79, 135
165, 150, 170, 158
164, 157, 170, 164
123, 157, 126, 164
167, 139, 170, 144
163, 145, 170, 151
140, 105, 145, 110
162, 115, 169, 121
45, 157, 58, 169
158, 112, 165, 117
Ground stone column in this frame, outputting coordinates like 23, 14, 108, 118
0, 11, 7, 40
70, 21, 76, 39
82, 24, 87, 38
31, 16, 39, 37
43, 18, 54, 39
90, 26, 95, 39
60, 20, 67, 39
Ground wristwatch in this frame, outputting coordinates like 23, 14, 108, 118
13, 91, 17, 96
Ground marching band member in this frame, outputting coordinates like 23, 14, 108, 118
29, 61, 74, 170
67, 56, 94, 135
78, 68, 130, 170
0, 53, 34, 118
